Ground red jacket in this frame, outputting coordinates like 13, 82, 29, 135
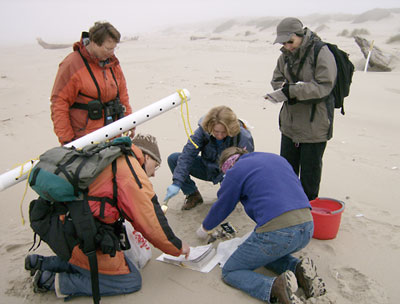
50, 38, 132, 144
69, 146, 183, 275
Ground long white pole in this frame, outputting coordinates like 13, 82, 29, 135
0, 89, 190, 192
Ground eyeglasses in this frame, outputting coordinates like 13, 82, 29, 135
103, 45, 119, 52
283, 40, 294, 45
150, 155, 160, 171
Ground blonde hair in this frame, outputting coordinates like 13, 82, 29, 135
201, 106, 240, 137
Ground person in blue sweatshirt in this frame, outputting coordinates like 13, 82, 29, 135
196, 147, 326, 304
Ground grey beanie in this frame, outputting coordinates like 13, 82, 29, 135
132, 134, 161, 164
274, 17, 304, 44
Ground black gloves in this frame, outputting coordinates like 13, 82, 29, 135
95, 225, 121, 257
281, 82, 290, 98
282, 83, 298, 105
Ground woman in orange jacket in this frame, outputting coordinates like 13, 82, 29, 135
50, 21, 134, 145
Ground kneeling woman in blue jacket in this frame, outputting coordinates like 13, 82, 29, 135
164, 106, 254, 210
197, 147, 327, 304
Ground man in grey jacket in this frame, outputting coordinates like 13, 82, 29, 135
269, 17, 337, 200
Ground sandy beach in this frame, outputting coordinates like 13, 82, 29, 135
1, 9, 400, 304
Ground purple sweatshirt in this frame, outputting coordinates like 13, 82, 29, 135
202, 152, 310, 231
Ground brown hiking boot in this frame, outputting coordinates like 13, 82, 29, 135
295, 257, 326, 298
270, 271, 303, 304
181, 190, 203, 210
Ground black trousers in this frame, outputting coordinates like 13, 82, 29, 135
280, 134, 327, 201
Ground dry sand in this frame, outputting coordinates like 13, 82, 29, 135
1, 10, 400, 304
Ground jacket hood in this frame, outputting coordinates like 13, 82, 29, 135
280, 28, 321, 58
73, 34, 120, 68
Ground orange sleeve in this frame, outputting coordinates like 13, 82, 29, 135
116, 156, 182, 256
115, 65, 132, 116
50, 53, 82, 144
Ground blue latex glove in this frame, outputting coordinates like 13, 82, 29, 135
164, 184, 180, 202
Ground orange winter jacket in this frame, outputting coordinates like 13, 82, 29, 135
50, 36, 132, 145
69, 146, 183, 275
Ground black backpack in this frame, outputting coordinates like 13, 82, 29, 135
314, 41, 355, 115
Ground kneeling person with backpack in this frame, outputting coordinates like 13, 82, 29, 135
25, 134, 190, 302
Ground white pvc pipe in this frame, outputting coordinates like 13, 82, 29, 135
0, 89, 190, 192
364, 40, 374, 73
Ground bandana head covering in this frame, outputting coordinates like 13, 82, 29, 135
221, 154, 240, 174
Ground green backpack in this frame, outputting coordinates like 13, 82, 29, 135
28, 137, 138, 304
29, 137, 132, 201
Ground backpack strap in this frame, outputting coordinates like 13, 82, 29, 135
72, 49, 121, 122
109, 68, 120, 99
284, 42, 314, 83
284, 41, 318, 123
86, 159, 120, 219
124, 154, 143, 189
67, 194, 100, 304
88, 152, 142, 223
313, 40, 325, 67
112, 159, 118, 200
54, 153, 82, 196
87, 196, 118, 219
77, 49, 101, 101
311, 40, 329, 121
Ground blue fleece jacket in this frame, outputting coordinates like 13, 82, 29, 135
202, 152, 310, 231
172, 119, 254, 186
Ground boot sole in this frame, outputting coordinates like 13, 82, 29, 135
283, 271, 303, 304
298, 258, 326, 298
33, 271, 47, 293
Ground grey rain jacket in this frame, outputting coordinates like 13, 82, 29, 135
271, 28, 337, 143
172, 118, 254, 187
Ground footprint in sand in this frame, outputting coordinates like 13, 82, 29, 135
332, 266, 389, 303
4, 242, 30, 253
357, 214, 400, 250
5, 276, 36, 300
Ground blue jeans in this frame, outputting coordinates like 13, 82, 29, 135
38, 254, 142, 298
167, 152, 211, 195
222, 221, 314, 303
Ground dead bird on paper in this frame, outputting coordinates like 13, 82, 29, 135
208, 222, 237, 243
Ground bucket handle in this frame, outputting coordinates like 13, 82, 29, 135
317, 197, 345, 214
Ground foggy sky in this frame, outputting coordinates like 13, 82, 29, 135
0, 0, 399, 45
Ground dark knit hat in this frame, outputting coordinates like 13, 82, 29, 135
274, 17, 304, 44
132, 134, 161, 164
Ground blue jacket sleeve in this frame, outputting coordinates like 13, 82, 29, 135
172, 126, 205, 187
238, 127, 254, 152
202, 174, 241, 230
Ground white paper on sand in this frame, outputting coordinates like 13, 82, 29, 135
157, 232, 252, 272
157, 244, 219, 273
215, 231, 251, 268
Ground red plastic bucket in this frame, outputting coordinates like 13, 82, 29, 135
310, 197, 345, 240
